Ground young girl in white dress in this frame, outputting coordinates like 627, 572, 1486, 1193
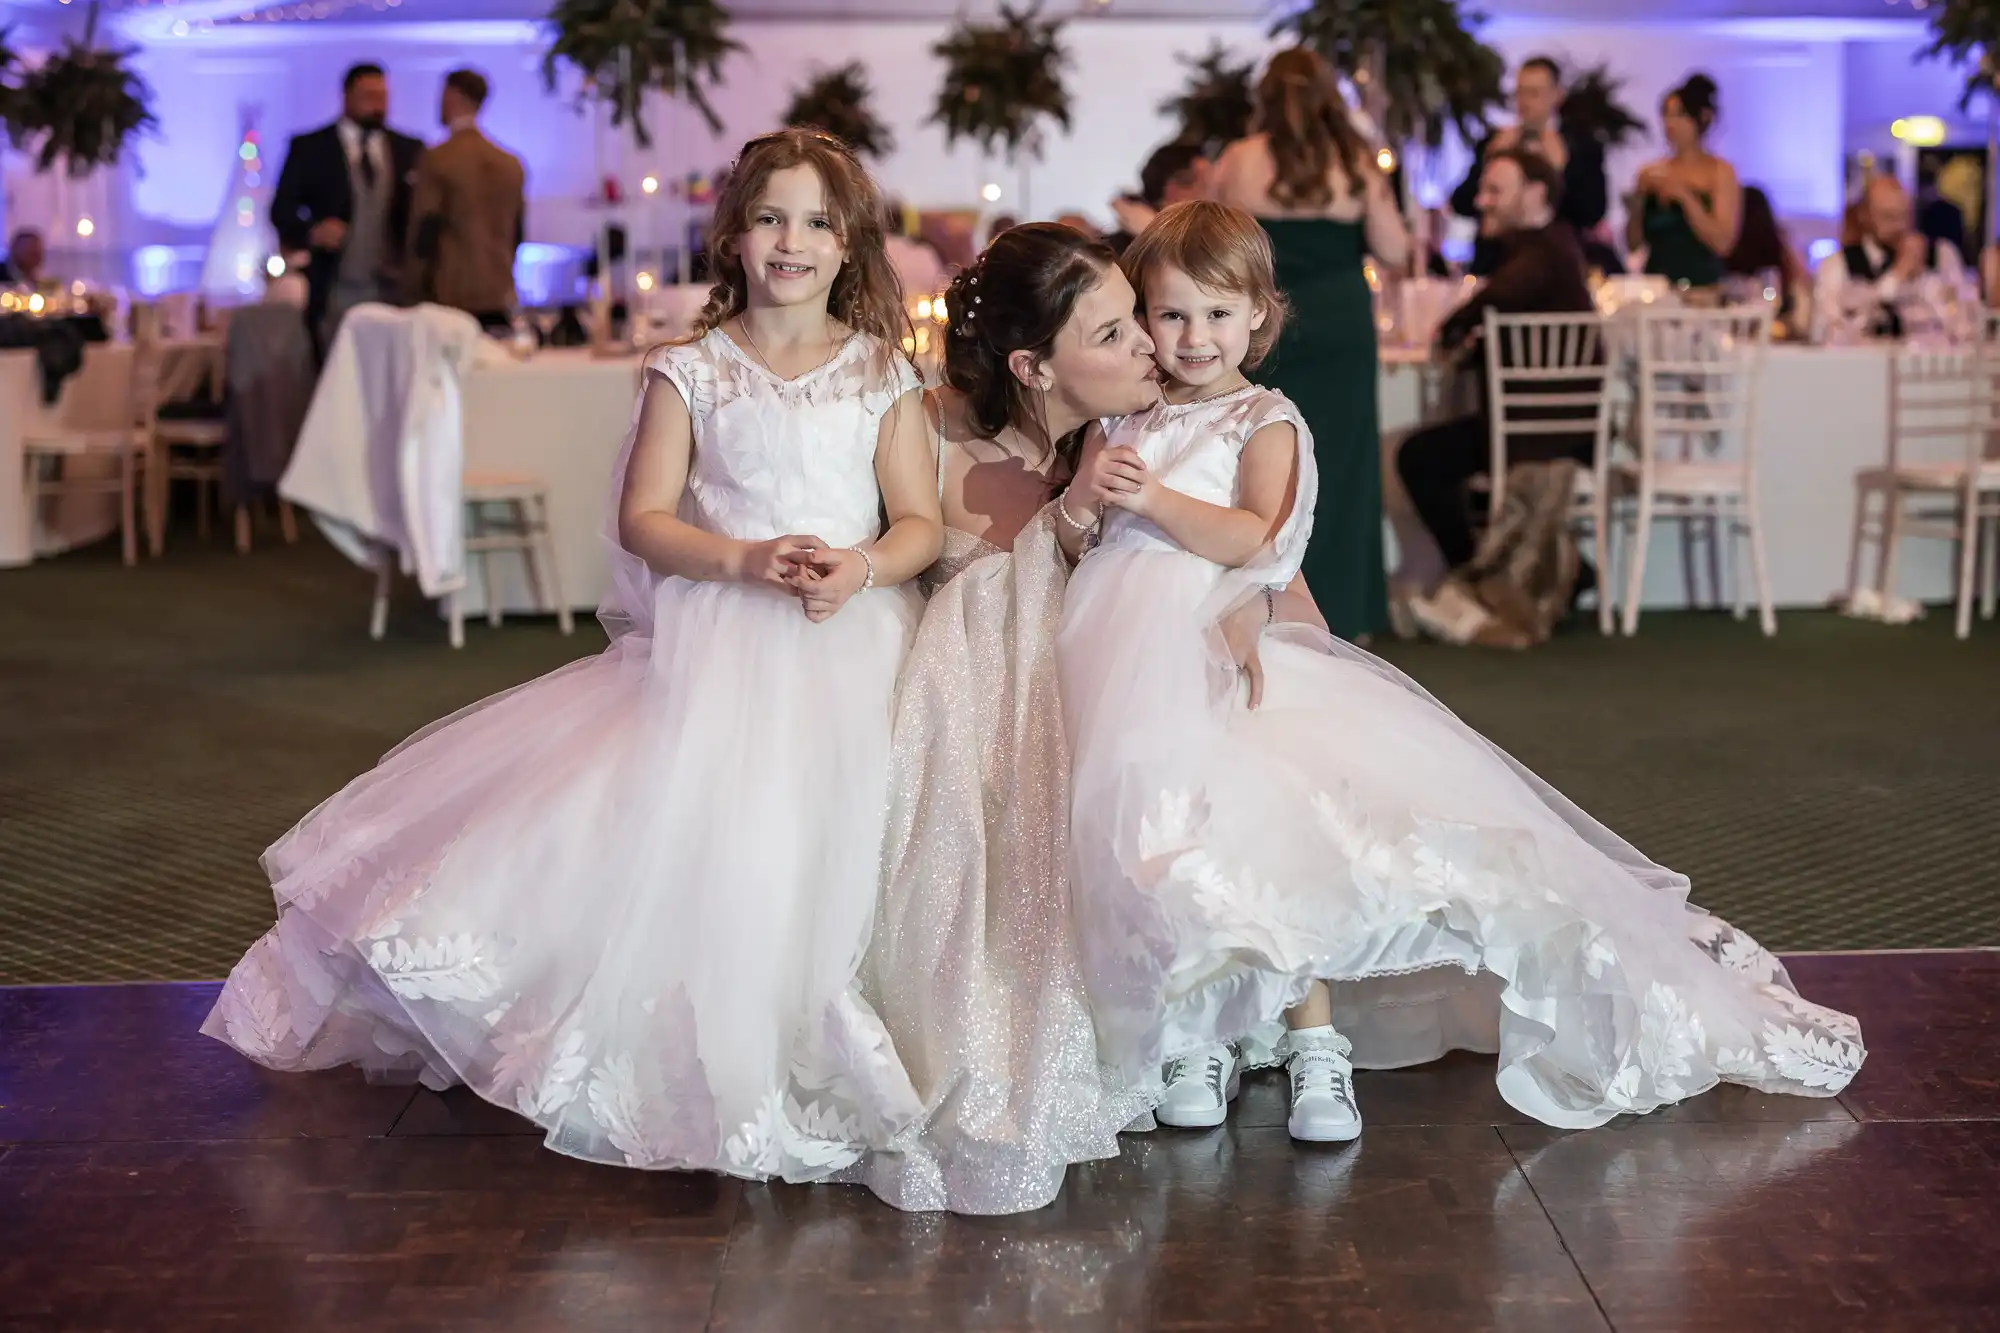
201, 129, 943, 1180
1057, 200, 1864, 1143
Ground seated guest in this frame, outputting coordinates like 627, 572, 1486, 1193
1450, 55, 1608, 277
1815, 174, 1967, 338
1397, 148, 1598, 639
1106, 139, 1210, 253
1727, 185, 1807, 325
0, 228, 46, 285
882, 198, 945, 300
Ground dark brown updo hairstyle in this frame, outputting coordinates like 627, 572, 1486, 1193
943, 221, 1120, 440
684, 127, 910, 353
1254, 46, 1368, 211
1667, 73, 1719, 138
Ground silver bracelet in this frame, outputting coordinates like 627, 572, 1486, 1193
1264, 588, 1277, 624
847, 545, 876, 590
1056, 492, 1100, 533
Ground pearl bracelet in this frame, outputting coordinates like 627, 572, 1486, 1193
1056, 493, 1100, 533
847, 545, 876, 590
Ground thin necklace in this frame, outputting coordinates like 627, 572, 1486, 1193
733, 314, 838, 381
1167, 376, 1252, 407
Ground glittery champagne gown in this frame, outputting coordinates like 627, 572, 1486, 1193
841, 508, 1155, 1214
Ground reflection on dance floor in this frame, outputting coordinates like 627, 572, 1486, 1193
1, 952, 1994, 1331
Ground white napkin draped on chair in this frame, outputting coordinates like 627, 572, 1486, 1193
280, 302, 486, 597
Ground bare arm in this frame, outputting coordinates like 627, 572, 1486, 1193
1274, 572, 1327, 632
865, 387, 945, 586
1363, 168, 1412, 272
1679, 161, 1742, 260
1055, 423, 1109, 565
617, 369, 820, 584
1118, 421, 1300, 569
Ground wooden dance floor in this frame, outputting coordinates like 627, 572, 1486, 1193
2, 950, 1995, 1332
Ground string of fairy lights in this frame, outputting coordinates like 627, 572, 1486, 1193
47, 0, 413, 36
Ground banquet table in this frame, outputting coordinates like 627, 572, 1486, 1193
405, 340, 1958, 619
1378, 341, 1958, 612
0, 336, 224, 568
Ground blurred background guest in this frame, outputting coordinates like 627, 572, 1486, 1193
0, 227, 45, 285
1451, 56, 1607, 277
1106, 138, 1211, 253
1628, 73, 1740, 292
1398, 148, 1598, 642
271, 62, 424, 358
1727, 185, 1807, 326
1815, 174, 1966, 337
882, 198, 946, 299
407, 69, 525, 335
1212, 46, 1410, 643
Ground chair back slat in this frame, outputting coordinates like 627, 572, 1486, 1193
1633, 307, 1771, 469
1888, 348, 1984, 473
1482, 309, 1612, 512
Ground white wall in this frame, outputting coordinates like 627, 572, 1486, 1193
3, 15, 1963, 258
110, 19, 1281, 248
1483, 21, 1850, 222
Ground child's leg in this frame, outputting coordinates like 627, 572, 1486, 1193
1282, 980, 1362, 1143
1285, 980, 1333, 1030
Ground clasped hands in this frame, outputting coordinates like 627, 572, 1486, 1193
736, 536, 868, 623
1070, 445, 1274, 707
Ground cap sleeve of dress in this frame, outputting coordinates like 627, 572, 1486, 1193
1237, 387, 1318, 587
644, 338, 717, 423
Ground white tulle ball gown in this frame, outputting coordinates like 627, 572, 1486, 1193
202, 331, 928, 1178
1058, 385, 1864, 1129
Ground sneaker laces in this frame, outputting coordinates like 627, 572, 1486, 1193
1165, 1045, 1236, 1101
1290, 1048, 1355, 1109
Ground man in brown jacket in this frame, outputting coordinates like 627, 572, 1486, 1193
408, 69, 525, 332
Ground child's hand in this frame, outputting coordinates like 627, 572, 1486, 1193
1082, 444, 1150, 514
736, 535, 825, 591
1218, 596, 1270, 709
789, 548, 870, 622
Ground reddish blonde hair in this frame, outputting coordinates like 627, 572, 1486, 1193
680, 128, 911, 356
1121, 200, 1288, 369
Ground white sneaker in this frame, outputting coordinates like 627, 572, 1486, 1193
1286, 1041, 1362, 1142
1156, 1042, 1240, 1128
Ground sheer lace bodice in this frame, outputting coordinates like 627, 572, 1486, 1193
650, 330, 919, 549
1098, 385, 1318, 590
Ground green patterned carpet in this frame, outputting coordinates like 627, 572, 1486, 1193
3, 529, 1997, 985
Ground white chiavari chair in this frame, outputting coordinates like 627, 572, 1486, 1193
1480, 309, 1618, 634
1844, 345, 2000, 639
1617, 306, 1776, 636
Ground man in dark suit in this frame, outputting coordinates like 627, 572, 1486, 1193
1450, 56, 1608, 278
1398, 148, 1600, 637
270, 62, 424, 358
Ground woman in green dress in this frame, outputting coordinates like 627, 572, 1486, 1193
1627, 74, 1742, 291
1211, 47, 1411, 641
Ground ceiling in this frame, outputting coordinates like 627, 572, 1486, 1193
0, 0, 1936, 44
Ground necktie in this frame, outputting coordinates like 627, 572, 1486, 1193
357, 131, 378, 189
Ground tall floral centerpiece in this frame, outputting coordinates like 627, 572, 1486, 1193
784, 61, 893, 160
931, 3, 1072, 220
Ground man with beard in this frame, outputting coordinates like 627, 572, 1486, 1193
271, 63, 424, 359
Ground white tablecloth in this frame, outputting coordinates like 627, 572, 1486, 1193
370, 340, 1956, 617
455, 348, 643, 616
1379, 341, 1956, 611
0, 337, 222, 568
